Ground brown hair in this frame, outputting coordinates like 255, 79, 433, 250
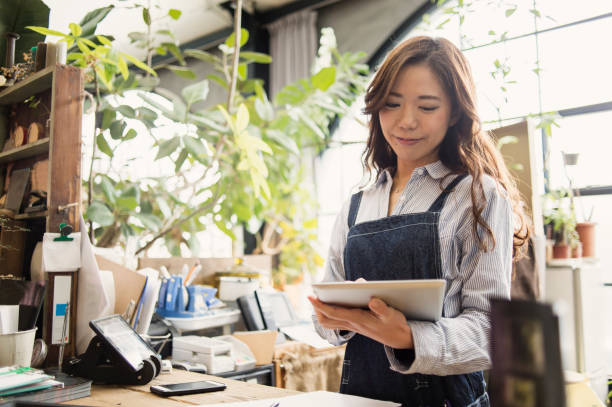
363, 36, 529, 260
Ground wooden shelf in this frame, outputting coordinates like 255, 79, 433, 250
0, 66, 55, 106
14, 210, 47, 220
0, 138, 49, 164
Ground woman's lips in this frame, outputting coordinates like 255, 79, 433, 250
394, 136, 423, 145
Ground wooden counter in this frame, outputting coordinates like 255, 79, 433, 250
64, 369, 300, 406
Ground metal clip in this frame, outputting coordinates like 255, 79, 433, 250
57, 202, 78, 212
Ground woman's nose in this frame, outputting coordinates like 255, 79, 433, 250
398, 106, 417, 130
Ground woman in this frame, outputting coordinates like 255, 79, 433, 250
309, 36, 529, 406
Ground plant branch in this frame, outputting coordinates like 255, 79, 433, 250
88, 75, 102, 242
226, 0, 242, 112
135, 183, 222, 255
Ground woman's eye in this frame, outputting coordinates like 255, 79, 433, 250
420, 106, 439, 111
385, 102, 400, 108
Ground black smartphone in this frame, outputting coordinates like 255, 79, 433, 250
150, 380, 226, 397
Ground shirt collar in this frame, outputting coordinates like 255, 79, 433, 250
375, 160, 451, 185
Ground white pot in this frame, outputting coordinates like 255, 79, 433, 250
0, 327, 37, 367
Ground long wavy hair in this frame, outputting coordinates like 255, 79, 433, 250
363, 36, 529, 260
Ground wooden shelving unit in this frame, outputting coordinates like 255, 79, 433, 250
0, 64, 83, 364
0, 138, 49, 164
0, 66, 54, 106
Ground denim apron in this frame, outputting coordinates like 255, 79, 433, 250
340, 174, 489, 407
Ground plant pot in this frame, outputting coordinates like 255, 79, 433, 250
571, 242, 582, 258
576, 222, 596, 258
552, 243, 570, 259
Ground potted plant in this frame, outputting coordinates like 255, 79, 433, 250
543, 190, 578, 259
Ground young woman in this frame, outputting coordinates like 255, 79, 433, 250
309, 36, 529, 406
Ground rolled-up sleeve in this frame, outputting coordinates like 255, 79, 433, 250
385, 185, 513, 375
312, 199, 357, 345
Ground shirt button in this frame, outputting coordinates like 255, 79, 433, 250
418, 169, 425, 175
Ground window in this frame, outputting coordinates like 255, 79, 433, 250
316, 0, 612, 272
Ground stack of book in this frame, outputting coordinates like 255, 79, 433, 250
0, 366, 91, 404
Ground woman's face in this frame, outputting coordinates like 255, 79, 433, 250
379, 62, 454, 170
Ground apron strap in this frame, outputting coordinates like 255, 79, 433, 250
347, 191, 364, 228
428, 174, 468, 212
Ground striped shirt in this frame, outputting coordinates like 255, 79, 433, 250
314, 160, 513, 376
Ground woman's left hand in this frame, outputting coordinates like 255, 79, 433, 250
308, 296, 414, 349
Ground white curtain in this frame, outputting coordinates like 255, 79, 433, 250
267, 9, 318, 97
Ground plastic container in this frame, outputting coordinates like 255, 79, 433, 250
0, 327, 37, 367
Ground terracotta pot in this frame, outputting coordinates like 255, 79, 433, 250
571, 242, 582, 258
552, 243, 570, 259
576, 222, 596, 258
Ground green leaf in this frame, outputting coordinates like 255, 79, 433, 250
86, 201, 115, 226
128, 31, 146, 43
142, 8, 151, 25
99, 176, 116, 204
101, 109, 116, 130
238, 63, 247, 80
183, 136, 208, 161
116, 196, 138, 211
181, 80, 209, 105
254, 98, 274, 121
312, 66, 336, 91
123, 128, 137, 140
175, 148, 188, 172
136, 213, 162, 231
69, 22, 82, 36
168, 9, 181, 20
156, 46, 167, 55
206, 73, 228, 89
529, 8, 541, 17
188, 113, 227, 133
167, 65, 196, 79
215, 220, 236, 240
117, 105, 136, 118
265, 129, 299, 155
239, 51, 272, 64
121, 52, 157, 76
155, 136, 180, 160
236, 104, 249, 132
505, 7, 517, 17
136, 107, 157, 122
225, 28, 249, 48
303, 218, 318, 229
109, 120, 126, 139
96, 133, 113, 157
79, 5, 113, 37
185, 49, 219, 64
162, 42, 185, 65
96, 35, 112, 46
117, 56, 129, 80
25, 26, 66, 38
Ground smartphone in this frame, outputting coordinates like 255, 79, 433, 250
150, 380, 226, 397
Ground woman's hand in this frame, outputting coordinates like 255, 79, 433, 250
308, 295, 414, 349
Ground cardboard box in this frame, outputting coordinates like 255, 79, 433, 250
232, 330, 277, 365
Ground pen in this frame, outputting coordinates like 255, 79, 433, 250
58, 301, 70, 372
269, 402, 280, 407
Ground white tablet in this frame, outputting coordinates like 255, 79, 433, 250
312, 279, 446, 322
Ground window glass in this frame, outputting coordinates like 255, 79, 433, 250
547, 111, 612, 190
538, 17, 612, 112
536, 0, 612, 31
465, 37, 540, 122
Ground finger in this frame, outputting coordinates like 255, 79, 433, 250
355, 277, 367, 282
368, 297, 391, 319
